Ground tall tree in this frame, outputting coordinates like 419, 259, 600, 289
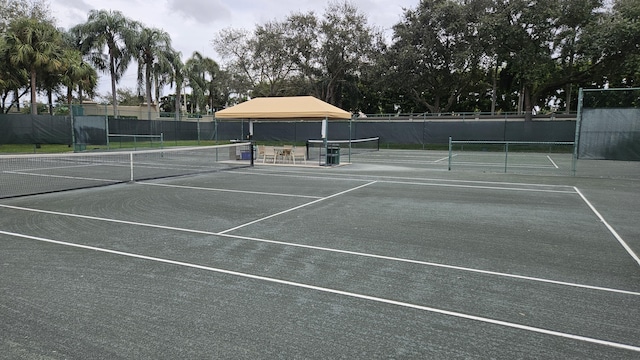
213, 1, 380, 110
3, 17, 63, 114
0, 35, 29, 112
135, 26, 172, 119
316, 1, 381, 108
165, 49, 184, 121
582, 0, 640, 87
61, 27, 98, 105
184, 52, 221, 113
0, 0, 53, 33
59, 48, 97, 105
213, 28, 254, 100
486, 0, 606, 117
250, 20, 298, 96
74, 9, 138, 117
388, 0, 484, 113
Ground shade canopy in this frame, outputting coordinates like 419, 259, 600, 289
214, 96, 352, 120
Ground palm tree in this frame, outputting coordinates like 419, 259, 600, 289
134, 26, 172, 120
60, 48, 97, 105
166, 49, 184, 121
184, 52, 205, 114
185, 52, 220, 114
4, 17, 63, 114
61, 28, 98, 105
202, 57, 220, 112
0, 35, 29, 112
74, 9, 139, 117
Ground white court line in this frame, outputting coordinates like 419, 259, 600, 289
236, 170, 575, 194
218, 181, 377, 234
232, 169, 575, 190
574, 187, 640, 267
434, 154, 454, 163
379, 180, 576, 194
138, 182, 322, 199
454, 162, 557, 169
547, 155, 559, 169
1, 229, 639, 353
355, 158, 447, 165
0, 203, 637, 296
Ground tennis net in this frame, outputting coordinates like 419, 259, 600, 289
306, 137, 380, 162
447, 139, 575, 174
0, 142, 253, 199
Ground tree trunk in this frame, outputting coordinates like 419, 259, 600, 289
174, 82, 181, 122
146, 66, 152, 120
523, 86, 533, 122
48, 90, 53, 115
565, 84, 572, 114
110, 56, 118, 118
14, 89, 20, 111
30, 69, 38, 115
491, 62, 498, 115
67, 86, 73, 105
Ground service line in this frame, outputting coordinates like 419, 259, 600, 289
218, 181, 377, 234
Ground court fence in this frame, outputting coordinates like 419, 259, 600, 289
576, 87, 640, 161
1, 114, 576, 151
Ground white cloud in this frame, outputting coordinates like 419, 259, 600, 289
166, 0, 231, 24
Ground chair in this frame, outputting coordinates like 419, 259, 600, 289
260, 145, 276, 163
280, 145, 293, 163
291, 147, 306, 165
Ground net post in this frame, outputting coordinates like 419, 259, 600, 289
448, 136, 452, 171
504, 142, 509, 173
129, 152, 134, 182
250, 141, 255, 167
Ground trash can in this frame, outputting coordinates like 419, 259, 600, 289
326, 144, 340, 165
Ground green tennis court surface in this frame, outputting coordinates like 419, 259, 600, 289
1, 150, 639, 358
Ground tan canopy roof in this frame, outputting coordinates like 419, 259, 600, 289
214, 96, 352, 120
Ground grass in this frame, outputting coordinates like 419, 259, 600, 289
0, 143, 76, 154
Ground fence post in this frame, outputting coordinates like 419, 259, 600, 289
572, 88, 583, 176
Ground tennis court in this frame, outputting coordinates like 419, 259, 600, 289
1, 146, 639, 358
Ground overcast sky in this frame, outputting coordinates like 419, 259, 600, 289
50, 0, 418, 97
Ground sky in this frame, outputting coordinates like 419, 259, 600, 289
49, 0, 419, 98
